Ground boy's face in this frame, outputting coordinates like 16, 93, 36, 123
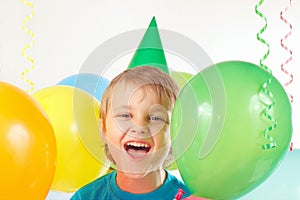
102, 82, 171, 175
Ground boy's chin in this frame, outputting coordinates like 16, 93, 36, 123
111, 151, 167, 175
115, 157, 165, 178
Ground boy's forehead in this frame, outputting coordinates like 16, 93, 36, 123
111, 82, 153, 102
110, 81, 168, 108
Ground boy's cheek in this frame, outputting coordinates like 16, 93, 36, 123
148, 123, 167, 136
113, 118, 133, 132
112, 118, 167, 137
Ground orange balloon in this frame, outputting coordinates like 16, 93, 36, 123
0, 82, 56, 199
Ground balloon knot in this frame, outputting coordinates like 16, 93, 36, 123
174, 188, 185, 200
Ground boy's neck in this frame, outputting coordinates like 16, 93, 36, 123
116, 169, 166, 194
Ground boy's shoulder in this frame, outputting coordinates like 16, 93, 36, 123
165, 170, 191, 196
70, 170, 116, 199
83, 170, 115, 188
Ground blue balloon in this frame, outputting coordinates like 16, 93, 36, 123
57, 73, 109, 101
240, 149, 300, 200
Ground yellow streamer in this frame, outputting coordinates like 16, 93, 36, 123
21, 0, 35, 94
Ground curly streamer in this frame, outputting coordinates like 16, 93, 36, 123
255, 0, 277, 149
280, 1, 293, 103
280, 0, 294, 151
21, 0, 35, 94
289, 142, 293, 151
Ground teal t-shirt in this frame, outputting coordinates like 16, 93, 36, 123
70, 170, 191, 200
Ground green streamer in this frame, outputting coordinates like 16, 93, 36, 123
255, 0, 277, 149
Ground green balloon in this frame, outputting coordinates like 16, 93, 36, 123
171, 61, 292, 199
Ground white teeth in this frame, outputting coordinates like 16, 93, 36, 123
126, 142, 150, 148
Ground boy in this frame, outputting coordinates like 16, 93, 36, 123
70, 66, 191, 199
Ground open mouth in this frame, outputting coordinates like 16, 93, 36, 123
124, 141, 151, 159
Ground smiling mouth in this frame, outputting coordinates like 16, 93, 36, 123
124, 141, 151, 159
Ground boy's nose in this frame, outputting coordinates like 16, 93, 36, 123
128, 125, 149, 137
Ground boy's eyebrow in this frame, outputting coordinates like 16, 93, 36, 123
113, 105, 132, 110
149, 106, 167, 113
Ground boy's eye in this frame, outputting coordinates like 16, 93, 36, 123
149, 115, 166, 123
116, 113, 131, 119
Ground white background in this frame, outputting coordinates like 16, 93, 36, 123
0, 0, 299, 199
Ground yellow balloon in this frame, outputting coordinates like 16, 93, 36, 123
167, 71, 193, 171
170, 71, 193, 90
33, 86, 109, 192
0, 82, 56, 199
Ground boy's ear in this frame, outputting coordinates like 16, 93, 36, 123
99, 118, 106, 140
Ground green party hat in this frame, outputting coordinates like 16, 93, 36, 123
127, 16, 169, 74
